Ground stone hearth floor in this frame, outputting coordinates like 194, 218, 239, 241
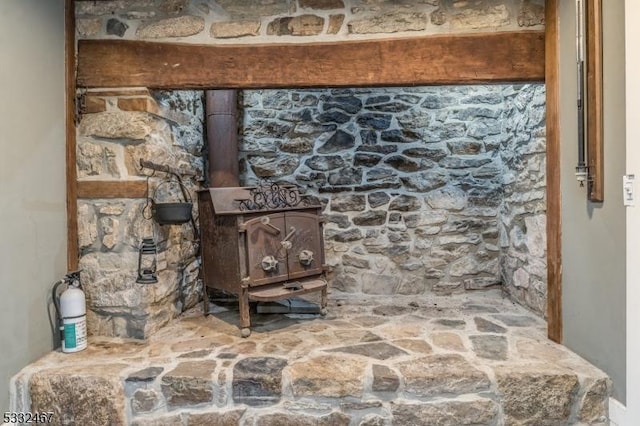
12, 289, 610, 426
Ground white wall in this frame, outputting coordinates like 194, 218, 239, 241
0, 0, 66, 413
559, 0, 627, 402
625, 1, 640, 423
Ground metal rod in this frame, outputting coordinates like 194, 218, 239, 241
140, 159, 191, 203
577, 61, 585, 166
576, 0, 588, 186
139, 159, 196, 177
282, 227, 297, 244
260, 216, 281, 234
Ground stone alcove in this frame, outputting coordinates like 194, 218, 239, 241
76, 82, 546, 338
72, 0, 549, 339
239, 85, 546, 308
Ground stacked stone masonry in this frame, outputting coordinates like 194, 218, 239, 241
11, 292, 610, 426
77, 90, 206, 338
499, 85, 547, 314
240, 85, 547, 315
75, 0, 544, 43
74, 0, 547, 339
76, 84, 547, 339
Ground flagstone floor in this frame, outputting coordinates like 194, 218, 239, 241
12, 289, 610, 426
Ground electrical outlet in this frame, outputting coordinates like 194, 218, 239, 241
624, 175, 635, 206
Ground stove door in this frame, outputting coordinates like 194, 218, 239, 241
284, 211, 324, 280
243, 213, 289, 286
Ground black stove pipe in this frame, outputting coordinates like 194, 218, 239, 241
205, 90, 239, 188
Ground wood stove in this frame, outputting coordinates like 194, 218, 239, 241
198, 183, 328, 337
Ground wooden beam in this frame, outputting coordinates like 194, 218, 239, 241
66, 0, 78, 271
545, 0, 562, 344
77, 181, 148, 199
77, 31, 545, 89
586, 0, 604, 201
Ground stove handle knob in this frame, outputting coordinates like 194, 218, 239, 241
280, 227, 296, 251
299, 250, 314, 266
260, 216, 281, 234
261, 255, 278, 272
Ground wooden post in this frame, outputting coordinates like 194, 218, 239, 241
546, 0, 563, 343
206, 90, 239, 188
586, 0, 604, 201
65, 0, 78, 271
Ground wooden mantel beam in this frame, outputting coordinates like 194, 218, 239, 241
77, 31, 545, 89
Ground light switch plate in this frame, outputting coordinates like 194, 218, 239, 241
624, 175, 635, 206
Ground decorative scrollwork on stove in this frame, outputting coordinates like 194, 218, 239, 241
238, 181, 310, 211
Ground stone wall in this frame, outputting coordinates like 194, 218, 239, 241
75, 84, 547, 339
499, 85, 547, 314
76, 90, 205, 338
73, 0, 547, 338
75, 0, 544, 43
239, 84, 546, 314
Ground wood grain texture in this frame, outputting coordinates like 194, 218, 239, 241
77, 181, 148, 199
586, 0, 604, 201
66, 0, 79, 270
77, 31, 545, 89
545, 0, 562, 343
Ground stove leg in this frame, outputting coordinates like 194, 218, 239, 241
320, 285, 328, 316
203, 285, 210, 317
239, 287, 251, 337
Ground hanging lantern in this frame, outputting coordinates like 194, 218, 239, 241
136, 237, 158, 284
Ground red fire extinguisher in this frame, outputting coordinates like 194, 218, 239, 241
53, 271, 87, 353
